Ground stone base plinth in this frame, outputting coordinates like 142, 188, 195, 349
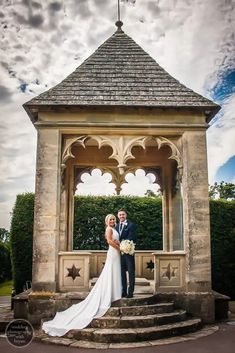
153, 292, 215, 323
13, 289, 215, 326
13, 290, 88, 326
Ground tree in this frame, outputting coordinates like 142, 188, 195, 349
144, 189, 161, 198
0, 228, 10, 243
209, 182, 235, 200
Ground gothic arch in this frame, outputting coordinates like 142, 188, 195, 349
61, 135, 183, 185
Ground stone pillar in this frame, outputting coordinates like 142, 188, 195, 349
162, 163, 171, 251
171, 176, 184, 251
32, 129, 61, 292
182, 130, 211, 292
67, 165, 75, 251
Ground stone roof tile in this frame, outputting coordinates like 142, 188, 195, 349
24, 27, 220, 121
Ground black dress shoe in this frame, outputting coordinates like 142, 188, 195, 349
122, 293, 127, 298
126, 294, 133, 298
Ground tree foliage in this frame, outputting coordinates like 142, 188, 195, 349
0, 228, 10, 243
210, 200, 235, 299
0, 242, 12, 283
209, 181, 235, 200
10, 193, 34, 293
0, 228, 12, 283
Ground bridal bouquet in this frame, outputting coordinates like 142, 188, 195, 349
120, 240, 135, 256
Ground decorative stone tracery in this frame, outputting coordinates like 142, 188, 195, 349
61, 135, 183, 191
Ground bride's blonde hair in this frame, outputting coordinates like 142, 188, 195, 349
105, 214, 116, 227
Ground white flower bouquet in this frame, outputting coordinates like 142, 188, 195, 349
120, 239, 135, 256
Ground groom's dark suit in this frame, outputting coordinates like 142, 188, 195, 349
116, 220, 136, 297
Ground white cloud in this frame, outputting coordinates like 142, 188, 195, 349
76, 169, 116, 196
207, 94, 235, 183
75, 169, 160, 197
121, 169, 160, 196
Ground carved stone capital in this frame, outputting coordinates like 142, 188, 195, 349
91, 135, 149, 175
155, 136, 183, 180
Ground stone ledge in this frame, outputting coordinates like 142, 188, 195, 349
34, 325, 219, 349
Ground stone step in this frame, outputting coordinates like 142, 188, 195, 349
90, 277, 151, 287
104, 302, 174, 317
65, 318, 202, 343
134, 286, 154, 295
111, 295, 156, 307
90, 310, 187, 328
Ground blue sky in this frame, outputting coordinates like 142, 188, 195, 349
0, 0, 235, 229
216, 156, 235, 182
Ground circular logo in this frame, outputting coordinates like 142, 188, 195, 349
5, 319, 34, 348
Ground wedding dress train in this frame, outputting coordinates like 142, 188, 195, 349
42, 228, 121, 337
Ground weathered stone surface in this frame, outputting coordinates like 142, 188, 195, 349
74, 318, 201, 343
182, 131, 212, 294
90, 310, 186, 329
34, 324, 219, 348
154, 292, 214, 324
70, 340, 109, 349
105, 302, 174, 317
41, 337, 75, 346
32, 129, 61, 292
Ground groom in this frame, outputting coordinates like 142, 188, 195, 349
116, 209, 136, 298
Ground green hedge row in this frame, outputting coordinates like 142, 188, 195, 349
0, 242, 12, 283
210, 200, 235, 299
10, 193, 34, 294
9, 194, 235, 299
74, 196, 163, 250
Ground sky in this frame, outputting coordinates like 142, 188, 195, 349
0, 0, 235, 230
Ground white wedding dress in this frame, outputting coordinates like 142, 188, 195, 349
42, 228, 121, 337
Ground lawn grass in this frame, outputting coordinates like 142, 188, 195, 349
0, 280, 13, 296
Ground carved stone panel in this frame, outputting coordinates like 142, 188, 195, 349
153, 252, 186, 292
58, 252, 91, 292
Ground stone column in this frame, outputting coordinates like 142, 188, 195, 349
162, 164, 171, 251
182, 130, 211, 292
32, 129, 61, 292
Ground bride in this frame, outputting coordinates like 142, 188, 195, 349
42, 214, 122, 337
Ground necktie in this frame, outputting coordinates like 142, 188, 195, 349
120, 222, 124, 233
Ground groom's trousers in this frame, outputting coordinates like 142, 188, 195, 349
121, 254, 135, 296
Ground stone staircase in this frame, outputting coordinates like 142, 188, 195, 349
90, 277, 154, 296
63, 295, 202, 345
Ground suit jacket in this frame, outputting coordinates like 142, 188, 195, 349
116, 220, 136, 243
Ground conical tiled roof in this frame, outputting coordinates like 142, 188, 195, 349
24, 26, 220, 122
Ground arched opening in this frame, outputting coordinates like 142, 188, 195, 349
59, 134, 184, 258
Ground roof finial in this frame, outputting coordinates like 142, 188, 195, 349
115, 0, 123, 31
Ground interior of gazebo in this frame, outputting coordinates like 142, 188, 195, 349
58, 134, 184, 293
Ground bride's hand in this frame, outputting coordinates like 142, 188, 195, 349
114, 240, 120, 245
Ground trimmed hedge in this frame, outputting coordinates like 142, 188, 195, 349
74, 196, 162, 250
210, 200, 235, 299
0, 242, 12, 283
10, 193, 34, 294
9, 194, 235, 299
74, 196, 163, 250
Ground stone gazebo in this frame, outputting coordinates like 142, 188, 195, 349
23, 22, 220, 323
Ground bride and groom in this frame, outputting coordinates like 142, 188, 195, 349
42, 209, 136, 337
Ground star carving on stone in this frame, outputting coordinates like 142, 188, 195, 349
66, 264, 81, 281
162, 263, 178, 280
146, 260, 154, 272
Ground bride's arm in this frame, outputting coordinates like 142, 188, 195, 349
105, 227, 120, 251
